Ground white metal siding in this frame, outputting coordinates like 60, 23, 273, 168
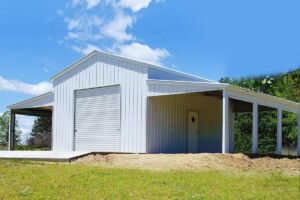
52, 54, 148, 152
148, 83, 220, 97
147, 93, 222, 153
74, 86, 120, 152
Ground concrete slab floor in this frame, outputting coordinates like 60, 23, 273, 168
0, 151, 91, 162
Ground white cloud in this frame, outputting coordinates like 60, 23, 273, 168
0, 76, 53, 96
64, 0, 170, 66
73, 44, 102, 55
118, 0, 165, 12
67, 32, 80, 39
117, 42, 170, 66
118, 0, 151, 12
65, 15, 102, 41
86, 0, 101, 9
101, 12, 135, 42
67, 19, 80, 30
72, 42, 170, 66
72, 0, 101, 9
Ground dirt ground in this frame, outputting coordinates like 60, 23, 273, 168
73, 153, 300, 175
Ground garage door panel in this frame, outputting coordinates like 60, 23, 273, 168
75, 118, 119, 123
75, 101, 120, 107
75, 138, 120, 142
76, 91, 119, 96
75, 129, 120, 134
75, 126, 120, 130
75, 117, 120, 123
74, 118, 120, 123
74, 85, 120, 152
75, 112, 120, 118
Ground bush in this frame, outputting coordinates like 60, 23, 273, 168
15, 145, 35, 151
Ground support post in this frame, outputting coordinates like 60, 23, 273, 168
297, 113, 300, 156
222, 90, 230, 153
277, 108, 282, 155
8, 110, 16, 151
229, 101, 235, 153
252, 102, 258, 154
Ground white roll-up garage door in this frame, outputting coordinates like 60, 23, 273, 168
74, 85, 120, 152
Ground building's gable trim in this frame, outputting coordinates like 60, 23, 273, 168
7, 92, 54, 109
50, 50, 216, 83
50, 51, 98, 81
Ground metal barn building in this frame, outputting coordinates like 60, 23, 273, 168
7, 51, 300, 155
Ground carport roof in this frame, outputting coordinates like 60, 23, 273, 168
7, 92, 54, 110
147, 79, 300, 113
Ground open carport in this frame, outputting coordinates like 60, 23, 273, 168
7, 92, 53, 150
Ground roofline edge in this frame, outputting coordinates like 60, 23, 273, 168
50, 50, 217, 83
7, 92, 54, 109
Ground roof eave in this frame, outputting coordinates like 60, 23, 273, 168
226, 85, 300, 112
147, 79, 228, 88
7, 92, 54, 109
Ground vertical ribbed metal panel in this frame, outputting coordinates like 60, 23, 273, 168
52, 55, 148, 152
147, 93, 222, 153
147, 83, 218, 97
74, 86, 120, 152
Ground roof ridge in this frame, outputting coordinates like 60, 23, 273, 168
50, 50, 217, 83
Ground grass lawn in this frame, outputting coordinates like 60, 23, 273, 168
0, 159, 298, 200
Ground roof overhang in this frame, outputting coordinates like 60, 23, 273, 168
226, 85, 300, 113
147, 79, 228, 97
147, 79, 300, 114
7, 92, 54, 110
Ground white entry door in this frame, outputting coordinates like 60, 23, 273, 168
74, 85, 121, 152
188, 111, 199, 153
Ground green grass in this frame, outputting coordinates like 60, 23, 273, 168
0, 160, 298, 200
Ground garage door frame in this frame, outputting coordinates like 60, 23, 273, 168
72, 84, 121, 151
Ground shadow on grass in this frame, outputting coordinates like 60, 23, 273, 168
240, 153, 300, 160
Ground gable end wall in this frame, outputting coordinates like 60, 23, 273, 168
52, 55, 148, 152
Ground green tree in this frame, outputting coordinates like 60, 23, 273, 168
0, 111, 21, 146
27, 117, 52, 149
233, 112, 252, 153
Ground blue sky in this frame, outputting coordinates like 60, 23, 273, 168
0, 0, 300, 141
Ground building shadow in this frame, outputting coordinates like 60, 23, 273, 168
241, 153, 300, 160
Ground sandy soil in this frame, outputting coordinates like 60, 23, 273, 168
72, 153, 300, 175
